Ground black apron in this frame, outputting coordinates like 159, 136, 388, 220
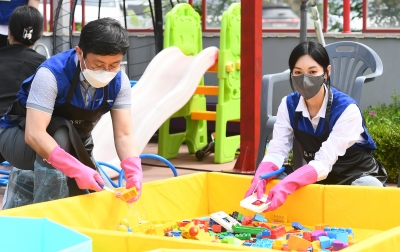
8, 64, 111, 196
293, 87, 387, 185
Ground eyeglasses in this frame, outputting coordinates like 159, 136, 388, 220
83, 57, 121, 73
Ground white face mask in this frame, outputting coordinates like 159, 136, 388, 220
80, 54, 118, 88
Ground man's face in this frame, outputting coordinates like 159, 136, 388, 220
76, 46, 123, 72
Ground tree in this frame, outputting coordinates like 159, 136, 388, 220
328, 0, 362, 32
367, 0, 400, 28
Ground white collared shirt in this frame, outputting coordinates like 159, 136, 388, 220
262, 86, 365, 181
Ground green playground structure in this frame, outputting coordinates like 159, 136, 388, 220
158, 3, 241, 164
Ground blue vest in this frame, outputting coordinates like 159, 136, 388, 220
0, 49, 122, 128
286, 87, 376, 152
0, 0, 28, 25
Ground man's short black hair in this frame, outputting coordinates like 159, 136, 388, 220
79, 17, 129, 57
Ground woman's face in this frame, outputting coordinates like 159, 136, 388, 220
292, 54, 330, 78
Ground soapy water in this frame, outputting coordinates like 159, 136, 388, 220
116, 201, 148, 232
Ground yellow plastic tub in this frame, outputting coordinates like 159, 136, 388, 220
1, 172, 400, 251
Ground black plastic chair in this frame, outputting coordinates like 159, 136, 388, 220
256, 41, 383, 170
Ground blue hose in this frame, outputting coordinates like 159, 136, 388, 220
95, 154, 178, 189
139, 153, 178, 177
259, 166, 286, 180
0, 170, 10, 175
0, 161, 10, 166
96, 161, 121, 188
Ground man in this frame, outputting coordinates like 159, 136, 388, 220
0, 18, 142, 209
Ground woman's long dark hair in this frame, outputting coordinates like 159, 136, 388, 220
288, 40, 331, 92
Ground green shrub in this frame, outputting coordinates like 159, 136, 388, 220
363, 90, 400, 183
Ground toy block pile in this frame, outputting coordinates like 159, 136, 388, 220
117, 210, 356, 251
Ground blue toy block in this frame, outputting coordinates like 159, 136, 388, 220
243, 242, 252, 246
319, 236, 334, 249
209, 218, 217, 226
292, 221, 312, 231
171, 231, 182, 238
251, 238, 274, 249
336, 231, 349, 243
253, 213, 267, 223
261, 229, 271, 237
327, 231, 337, 239
346, 228, 354, 238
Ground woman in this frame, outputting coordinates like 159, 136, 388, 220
0, 0, 39, 48
0, 5, 46, 163
245, 41, 387, 211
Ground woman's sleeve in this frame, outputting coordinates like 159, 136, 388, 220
262, 96, 294, 168
310, 104, 364, 181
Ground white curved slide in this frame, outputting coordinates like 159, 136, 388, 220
91, 46, 219, 171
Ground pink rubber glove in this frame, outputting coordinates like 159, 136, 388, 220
47, 146, 104, 191
265, 164, 318, 211
244, 162, 279, 199
121, 156, 143, 202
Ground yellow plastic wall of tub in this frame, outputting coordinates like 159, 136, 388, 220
1, 172, 400, 252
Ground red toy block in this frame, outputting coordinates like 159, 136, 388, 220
242, 216, 253, 225
212, 224, 222, 233
176, 221, 190, 228
269, 225, 286, 239
302, 231, 312, 242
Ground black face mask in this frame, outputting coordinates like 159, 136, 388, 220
291, 73, 325, 100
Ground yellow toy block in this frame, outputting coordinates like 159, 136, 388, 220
273, 214, 288, 223
120, 187, 138, 202
180, 222, 216, 242
129, 220, 175, 235
272, 239, 285, 250
312, 240, 322, 251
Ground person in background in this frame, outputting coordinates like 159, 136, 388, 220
245, 40, 387, 212
0, 5, 46, 164
0, 18, 142, 209
0, 0, 40, 48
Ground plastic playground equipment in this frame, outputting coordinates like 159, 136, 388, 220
91, 45, 219, 171
158, 3, 241, 164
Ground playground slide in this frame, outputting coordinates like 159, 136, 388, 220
91, 46, 219, 170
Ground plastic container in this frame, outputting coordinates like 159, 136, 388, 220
1, 172, 400, 251
0, 216, 91, 252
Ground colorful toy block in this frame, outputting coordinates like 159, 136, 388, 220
273, 213, 288, 223
312, 230, 328, 241
302, 231, 312, 241
251, 238, 274, 249
253, 213, 267, 223
319, 236, 335, 249
120, 187, 138, 202
210, 211, 241, 233
241, 216, 253, 225
292, 221, 312, 231
211, 224, 222, 233
287, 234, 311, 251
231, 224, 267, 235
268, 224, 286, 239
240, 193, 271, 213
235, 233, 251, 240
333, 240, 348, 251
